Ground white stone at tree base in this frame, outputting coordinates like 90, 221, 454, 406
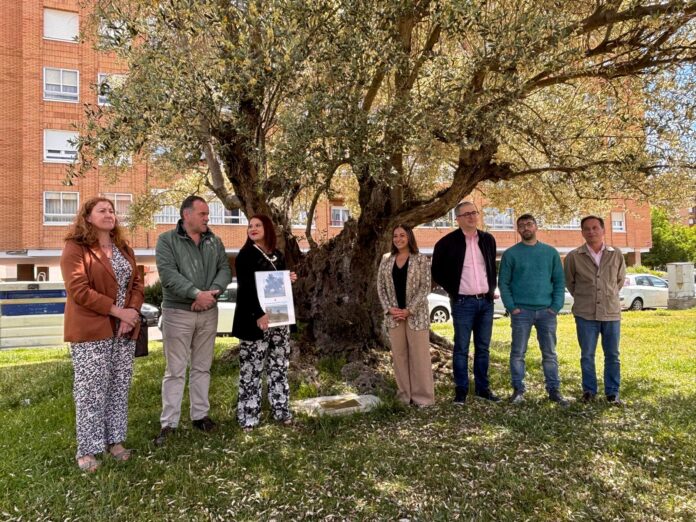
291, 393, 381, 417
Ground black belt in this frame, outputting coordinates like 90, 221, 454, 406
458, 293, 487, 299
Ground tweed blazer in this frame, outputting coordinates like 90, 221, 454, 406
61, 239, 144, 343
377, 252, 431, 331
564, 243, 626, 321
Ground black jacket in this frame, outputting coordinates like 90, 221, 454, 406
431, 228, 497, 301
231, 241, 287, 341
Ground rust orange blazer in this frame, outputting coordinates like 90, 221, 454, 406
60, 240, 145, 343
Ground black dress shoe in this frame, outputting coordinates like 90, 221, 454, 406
475, 389, 501, 402
153, 426, 176, 447
453, 386, 468, 405
192, 416, 217, 432
581, 391, 596, 403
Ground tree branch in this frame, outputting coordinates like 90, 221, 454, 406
403, 23, 441, 91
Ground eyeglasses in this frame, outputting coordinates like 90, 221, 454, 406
517, 222, 536, 229
456, 211, 479, 218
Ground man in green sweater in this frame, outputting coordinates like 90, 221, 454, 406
498, 214, 569, 407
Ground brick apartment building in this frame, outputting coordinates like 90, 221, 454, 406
0, 1, 652, 284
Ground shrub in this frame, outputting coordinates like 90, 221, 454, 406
626, 265, 667, 278
144, 280, 163, 308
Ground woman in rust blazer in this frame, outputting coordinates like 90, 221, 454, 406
60, 196, 144, 472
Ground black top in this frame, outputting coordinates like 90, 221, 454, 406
231, 241, 287, 341
392, 257, 409, 309
431, 228, 498, 301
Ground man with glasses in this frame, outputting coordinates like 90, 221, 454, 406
432, 201, 500, 404
498, 214, 569, 407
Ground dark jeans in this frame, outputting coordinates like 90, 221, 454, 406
510, 308, 560, 392
451, 296, 494, 393
575, 317, 621, 397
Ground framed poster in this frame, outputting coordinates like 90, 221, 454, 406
254, 270, 296, 327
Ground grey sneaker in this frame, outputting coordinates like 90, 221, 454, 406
548, 389, 570, 408
509, 389, 525, 404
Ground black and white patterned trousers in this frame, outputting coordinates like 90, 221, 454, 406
70, 337, 135, 458
237, 326, 292, 428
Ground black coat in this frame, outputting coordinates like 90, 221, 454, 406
431, 228, 497, 301
231, 242, 287, 341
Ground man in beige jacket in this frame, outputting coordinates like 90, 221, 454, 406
564, 216, 626, 405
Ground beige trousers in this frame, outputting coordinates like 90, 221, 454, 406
389, 322, 435, 406
160, 307, 218, 427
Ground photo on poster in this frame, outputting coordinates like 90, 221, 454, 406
263, 272, 287, 298
266, 304, 290, 324
255, 270, 295, 327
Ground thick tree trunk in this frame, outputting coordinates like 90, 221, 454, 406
292, 220, 391, 358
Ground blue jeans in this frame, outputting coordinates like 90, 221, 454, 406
509, 308, 560, 392
575, 317, 621, 397
451, 296, 494, 392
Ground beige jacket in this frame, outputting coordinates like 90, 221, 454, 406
377, 252, 431, 331
564, 244, 626, 321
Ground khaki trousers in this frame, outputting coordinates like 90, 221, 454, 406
160, 307, 218, 427
389, 322, 435, 406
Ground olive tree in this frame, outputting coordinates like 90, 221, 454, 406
75, 0, 696, 354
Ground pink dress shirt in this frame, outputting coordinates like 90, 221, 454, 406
588, 243, 605, 267
458, 232, 489, 295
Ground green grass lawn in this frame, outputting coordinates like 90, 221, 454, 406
1, 310, 694, 521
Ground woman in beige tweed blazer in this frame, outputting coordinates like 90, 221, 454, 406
377, 224, 435, 407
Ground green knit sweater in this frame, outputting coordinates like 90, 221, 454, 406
498, 241, 565, 312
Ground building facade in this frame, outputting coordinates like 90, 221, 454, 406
0, 1, 652, 283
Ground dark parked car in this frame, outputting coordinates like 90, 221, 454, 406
140, 303, 161, 327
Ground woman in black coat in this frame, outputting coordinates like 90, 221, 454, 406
232, 214, 297, 430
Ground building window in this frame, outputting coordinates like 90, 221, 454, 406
97, 73, 125, 106
292, 209, 315, 229
611, 212, 626, 232
330, 206, 350, 227
44, 130, 78, 163
44, 192, 78, 224
546, 217, 582, 230
208, 201, 248, 225
421, 209, 456, 228
44, 9, 79, 42
153, 203, 178, 225
44, 68, 78, 102
100, 193, 132, 221
483, 208, 514, 230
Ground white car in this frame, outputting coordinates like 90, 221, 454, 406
157, 283, 239, 335
220, 285, 454, 330
427, 292, 451, 323
160, 284, 455, 333
620, 274, 669, 310
216, 282, 238, 333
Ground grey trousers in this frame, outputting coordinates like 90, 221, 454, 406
160, 307, 218, 428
